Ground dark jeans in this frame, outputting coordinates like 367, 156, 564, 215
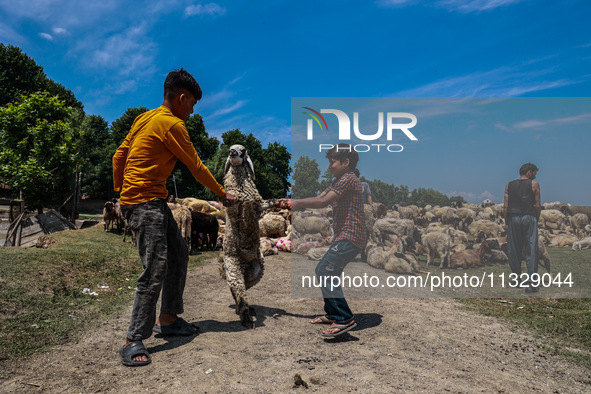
122, 199, 189, 341
507, 214, 538, 279
315, 240, 361, 325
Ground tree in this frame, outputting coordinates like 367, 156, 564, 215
79, 114, 113, 199
263, 142, 291, 197
0, 92, 81, 211
110, 106, 149, 146
408, 187, 450, 207
319, 169, 333, 192
0, 44, 82, 110
292, 156, 321, 198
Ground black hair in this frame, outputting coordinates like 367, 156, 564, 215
325, 143, 359, 170
164, 68, 202, 101
519, 163, 539, 175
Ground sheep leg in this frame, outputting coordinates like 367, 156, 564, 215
223, 259, 255, 328
439, 249, 449, 269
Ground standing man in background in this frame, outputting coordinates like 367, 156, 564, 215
113, 69, 233, 366
503, 163, 541, 293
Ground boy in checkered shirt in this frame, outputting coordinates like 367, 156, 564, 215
279, 143, 366, 337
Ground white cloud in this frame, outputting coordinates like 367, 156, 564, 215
396, 65, 581, 97
437, 0, 522, 13
87, 23, 157, 77
184, 3, 226, 17
447, 190, 499, 204
52, 27, 69, 35
497, 113, 591, 132
377, 0, 418, 7
0, 22, 25, 42
39, 32, 53, 40
208, 100, 249, 118
378, 0, 522, 12
0, 0, 120, 29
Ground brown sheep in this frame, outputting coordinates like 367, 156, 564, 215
450, 239, 497, 269
103, 200, 118, 232
168, 203, 192, 250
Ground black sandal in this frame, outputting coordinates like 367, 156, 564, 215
153, 318, 198, 336
119, 341, 151, 367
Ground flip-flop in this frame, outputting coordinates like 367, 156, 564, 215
321, 322, 357, 338
153, 318, 198, 336
310, 315, 335, 324
119, 341, 151, 367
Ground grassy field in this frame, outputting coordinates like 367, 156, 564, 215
0, 227, 590, 370
457, 247, 591, 369
0, 224, 215, 364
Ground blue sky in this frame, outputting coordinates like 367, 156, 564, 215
1, 0, 590, 204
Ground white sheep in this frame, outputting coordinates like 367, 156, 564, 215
176, 197, 218, 213
393, 204, 415, 220
218, 144, 265, 328
373, 218, 414, 243
421, 231, 451, 269
572, 237, 591, 251
291, 213, 332, 238
539, 209, 568, 230
548, 233, 578, 248
569, 213, 589, 239
259, 213, 287, 238
468, 220, 503, 239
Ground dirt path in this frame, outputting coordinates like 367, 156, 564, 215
1, 253, 589, 393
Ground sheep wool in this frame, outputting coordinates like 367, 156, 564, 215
218, 145, 265, 328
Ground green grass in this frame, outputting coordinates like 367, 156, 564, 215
0, 225, 214, 364
455, 247, 591, 369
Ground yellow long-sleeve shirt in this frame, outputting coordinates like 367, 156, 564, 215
112, 105, 225, 205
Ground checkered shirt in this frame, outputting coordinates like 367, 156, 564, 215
326, 171, 367, 249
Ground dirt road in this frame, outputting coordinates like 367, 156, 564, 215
1, 253, 589, 393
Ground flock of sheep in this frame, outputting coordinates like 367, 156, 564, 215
104, 196, 591, 278
257, 199, 591, 276
105, 197, 591, 277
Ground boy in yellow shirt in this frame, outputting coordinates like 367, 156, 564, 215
113, 69, 233, 366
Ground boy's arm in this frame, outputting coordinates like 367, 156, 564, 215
503, 183, 509, 220
112, 138, 130, 192
277, 190, 339, 211
532, 180, 541, 219
165, 122, 226, 199
292, 191, 339, 211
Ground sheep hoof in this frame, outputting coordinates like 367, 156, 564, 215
240, 313, 255, 329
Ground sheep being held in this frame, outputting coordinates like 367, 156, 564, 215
218, 144, 265, 328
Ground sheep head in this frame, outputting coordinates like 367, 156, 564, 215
225, 144, 255, 180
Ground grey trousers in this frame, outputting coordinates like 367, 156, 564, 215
507, 214, 538, 279
122, 199, 189, 341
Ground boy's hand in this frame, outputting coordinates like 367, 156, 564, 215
223, 192, 235, 207
277, 199, 291, 210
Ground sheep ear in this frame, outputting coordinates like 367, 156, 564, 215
224, 157, 232, 175
246, 155, 256, 180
